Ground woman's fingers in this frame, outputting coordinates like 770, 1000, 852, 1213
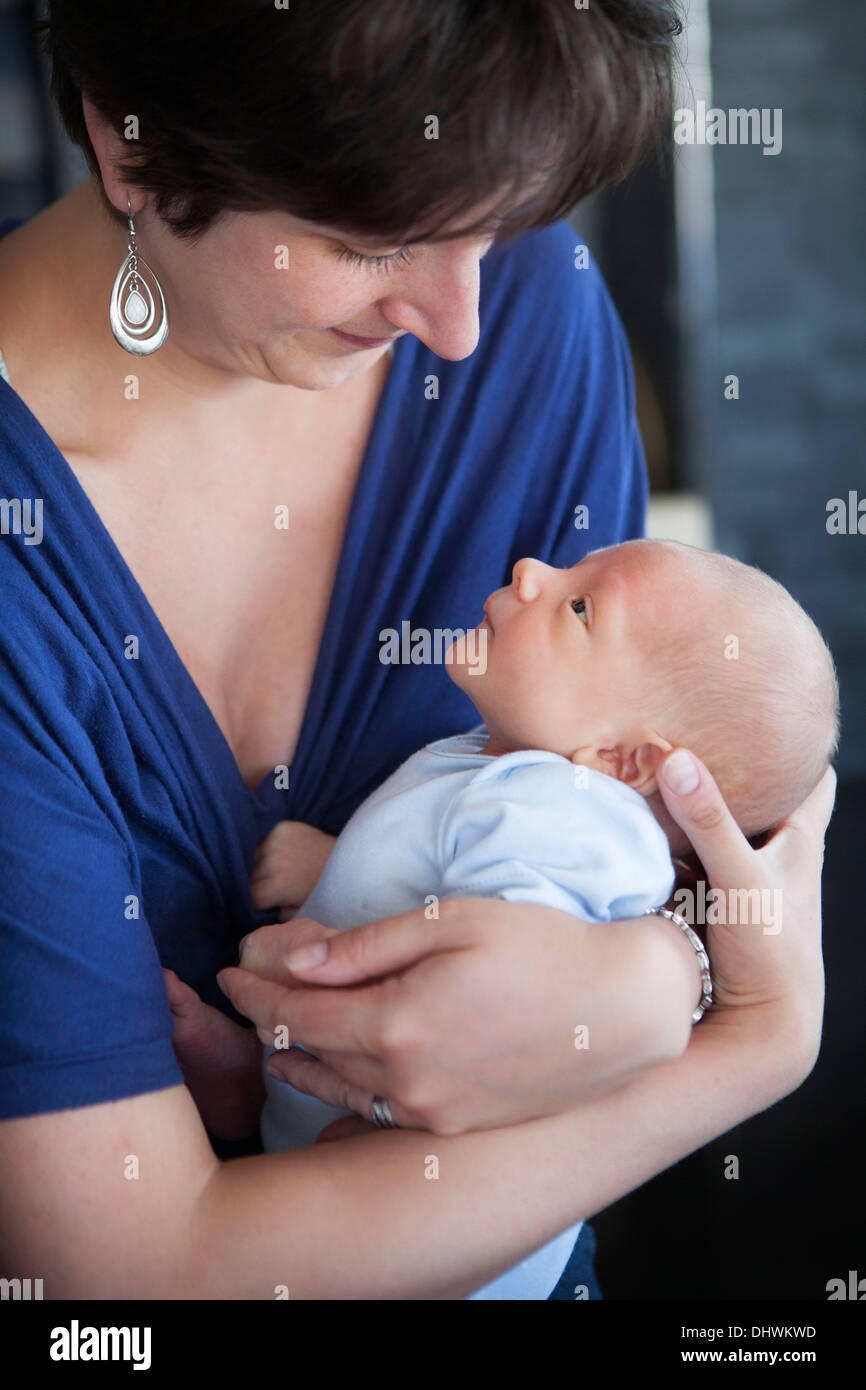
771, 764, 836, 870
281, 904, 446, 983
267, 1047, 418, 1129
237, 916, 340, 981
216, 967, 295, 1032
657, 748, 755, 890
266, 1047, 369, 1114
217, 963, 385, 1057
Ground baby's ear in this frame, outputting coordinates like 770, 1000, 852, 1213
571, 742, 659, 788
621, 740, 669, 797
570, 744, 624, 780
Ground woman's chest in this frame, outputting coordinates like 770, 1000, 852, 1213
48, 357, 393, 791
65, 437, 364, 790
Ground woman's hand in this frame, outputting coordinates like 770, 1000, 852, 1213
657, 749, 834, 1061
219, 750, 835, 1135
220, 882, 707, 1134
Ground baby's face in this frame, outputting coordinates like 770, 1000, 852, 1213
449, 541, 680, 772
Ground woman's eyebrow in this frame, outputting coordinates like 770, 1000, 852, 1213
322, 227, 400, 245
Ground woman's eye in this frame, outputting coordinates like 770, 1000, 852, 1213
337, 245, 415, 273
571, 597, 588, 625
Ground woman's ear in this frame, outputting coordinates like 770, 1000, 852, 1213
81, 95, 145, 216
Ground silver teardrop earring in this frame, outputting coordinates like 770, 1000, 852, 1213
109, 195, 169, 355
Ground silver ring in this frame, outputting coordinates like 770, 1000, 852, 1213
370, 1096, 398, 1128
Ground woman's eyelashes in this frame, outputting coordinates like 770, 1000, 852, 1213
336, 245, 415, 273
570, 597, 589, 625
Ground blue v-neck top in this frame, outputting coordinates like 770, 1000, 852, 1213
0, 215, 647, 1121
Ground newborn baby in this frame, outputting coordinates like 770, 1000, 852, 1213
254, 537, 839, 1299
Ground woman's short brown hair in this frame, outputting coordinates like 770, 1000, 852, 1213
39, 0, 683, 244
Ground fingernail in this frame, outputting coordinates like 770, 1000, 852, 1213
216, 970, 229, 994
662, 749, 700, 795
285, 941, 329, 971
238, 932, 252, 957
266, 1061, 284, 1080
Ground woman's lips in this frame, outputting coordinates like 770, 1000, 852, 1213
331, 327, 400, 349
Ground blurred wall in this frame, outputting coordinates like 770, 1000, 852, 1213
594, 0, 866, 1301
707, 0, 866, 776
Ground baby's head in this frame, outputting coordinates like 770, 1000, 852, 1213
448, 539, 839, 848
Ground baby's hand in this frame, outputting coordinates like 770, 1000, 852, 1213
251, 820, 336, 919
164, 969, 265, 1140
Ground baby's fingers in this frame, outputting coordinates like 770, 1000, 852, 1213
163, 968, 204, 1017
250, 870, 290, 910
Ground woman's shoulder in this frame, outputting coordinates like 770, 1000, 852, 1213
445, 216, 631, 413
481, 219, 616, 338
0, 368, 60, 572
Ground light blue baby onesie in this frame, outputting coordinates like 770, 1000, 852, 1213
261, 723, 675, 1299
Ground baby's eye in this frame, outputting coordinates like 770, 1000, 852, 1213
571, 597, 588, 625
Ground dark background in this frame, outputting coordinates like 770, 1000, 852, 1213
577, 0, 866, 1300
0, 0, 863, 1299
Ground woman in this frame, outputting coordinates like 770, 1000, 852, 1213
0, 0, 833, 1299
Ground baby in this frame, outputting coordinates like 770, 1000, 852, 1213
172, 538, 839, 1299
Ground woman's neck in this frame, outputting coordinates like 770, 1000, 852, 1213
0, 178, 387, 471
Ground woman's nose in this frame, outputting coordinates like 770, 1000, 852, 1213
378, 243, 486, 360
512, 557, 554, 602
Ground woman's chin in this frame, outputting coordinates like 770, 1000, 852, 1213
259, 338, 373, 390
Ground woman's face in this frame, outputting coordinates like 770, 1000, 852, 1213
127, 200, 499, 390
84, 98, 503, 389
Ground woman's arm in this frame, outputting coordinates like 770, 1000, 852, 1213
0, 987, 812, 1301
240, 904, 698, 1131
221, 750, 833, 1134
1, 754, 830, 1298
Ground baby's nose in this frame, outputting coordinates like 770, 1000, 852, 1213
512, 557, 554, 601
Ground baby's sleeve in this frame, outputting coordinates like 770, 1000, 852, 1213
437, 760, 675, 924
